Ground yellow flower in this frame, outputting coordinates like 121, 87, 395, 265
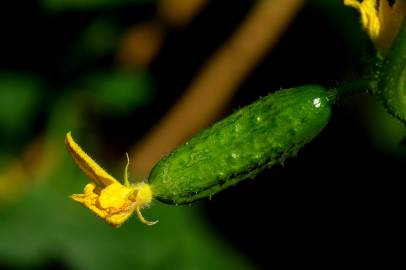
344, 0, 406, 51
65, 132, 157, 227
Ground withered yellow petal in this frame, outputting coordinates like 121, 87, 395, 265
66, 132, 157, 227
70, 182, 137, 227
344, 0, 380, 39
377, 0, 406, 50
71, 183, 109, 219
344, 0, 406, 51
106, 210, 136, 227
65, 132, 118, 187
98, 183, 135, 209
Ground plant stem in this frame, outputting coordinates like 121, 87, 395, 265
330, 80, 376, 105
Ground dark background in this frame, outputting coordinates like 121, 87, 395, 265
0, 1, 404, 269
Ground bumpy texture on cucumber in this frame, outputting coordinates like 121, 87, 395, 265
149, 85, 333, 204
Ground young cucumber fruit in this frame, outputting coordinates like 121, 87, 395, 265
149, 85, 333, 204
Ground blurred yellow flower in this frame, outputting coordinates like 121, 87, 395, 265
344, 0, 406, 51
65, 132, 157, 227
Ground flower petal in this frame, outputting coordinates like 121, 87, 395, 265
344, 0, 406, 50
70, 183, 108, 219
70, 182, 138, 227
65, 132, 118, 187
98, 183, 135, 209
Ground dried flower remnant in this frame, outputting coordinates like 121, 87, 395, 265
344, 0, 406, 51
65, 132, 157, 227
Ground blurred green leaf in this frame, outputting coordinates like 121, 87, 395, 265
85, 70, 154, 115
363, 96, 406, 157
0, 73, 43, 152
0, 149, 254, 270
69, 18, 122, 68
41, 0, 157, 12
0, 73, 42, 132
81, 19, 120, 56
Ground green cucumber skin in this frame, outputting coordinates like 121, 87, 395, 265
149, 85, 332, 204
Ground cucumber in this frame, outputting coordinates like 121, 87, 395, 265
149, 85, 333, 204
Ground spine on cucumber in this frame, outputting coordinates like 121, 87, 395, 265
149, 85, 333, 204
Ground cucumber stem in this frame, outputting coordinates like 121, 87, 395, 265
331, 80, 376, 105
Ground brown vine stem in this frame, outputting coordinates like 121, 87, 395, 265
130, 0, 305, 178
158, 0, 208, 27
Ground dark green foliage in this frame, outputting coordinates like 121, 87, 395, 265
85, 70, 154, 114
149, 85, 333, 204
378, 21, 406, 125
41, 0, 157, 12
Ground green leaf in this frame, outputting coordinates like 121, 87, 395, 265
363, 96, 406, 157
378, 19, 406, 124
69, 18, 122, 67
0, 156, 254, 270
0, 73, 44, 152
85, 70, 154, 115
